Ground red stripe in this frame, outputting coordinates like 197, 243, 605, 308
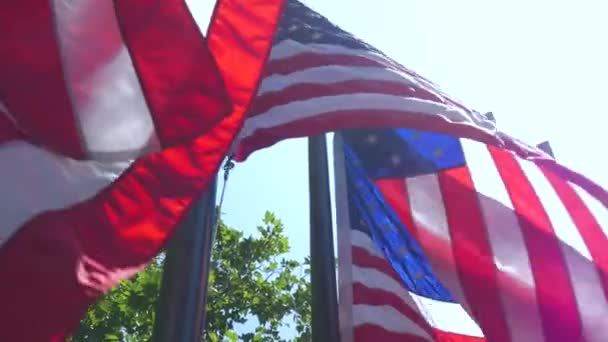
265, 52, 393, 75
536, 159, 608, 209
352, 246, 404, 285
237, 109, 505, 161
262, 51, 469, 113
437, 167, 511, 342
208, 0, 286, 118
489, 146, 583, 342
354, 324, 429, 342
114, 0, 231, 147
354, 283, 486, 342
266, 49, 425, 80
376, 178, 419, 240
249, 80, 443, 118
0, 1, 284, 340
352, 283, 436, 338
540, 165, 608, 298
0, 1, 86, 158
433, 330, 486, 342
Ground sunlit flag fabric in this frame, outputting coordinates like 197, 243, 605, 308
334, 128, 608, 342
0, 0, 285, 340
233, 0, 539, 161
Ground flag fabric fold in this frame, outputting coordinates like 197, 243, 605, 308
234, 0, 606, 211
234, 0, 544, 163
334, 128, 608, 342
0, 0, 285, 340
1, 0, 231, 161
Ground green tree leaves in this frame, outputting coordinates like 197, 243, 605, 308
71, 212, 310, 341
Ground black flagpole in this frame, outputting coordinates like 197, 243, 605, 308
151, 176, 218, 342
308, 134, 340, 342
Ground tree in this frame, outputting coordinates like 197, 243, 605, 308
71, 212, 311, 341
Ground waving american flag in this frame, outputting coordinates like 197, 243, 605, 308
234, 0, 533, 161
335, 128, 608, 342
0, 1, 284, 340
234, 3, 608, 340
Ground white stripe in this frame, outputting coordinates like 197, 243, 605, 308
351, 265, 421, 317
573, 183, 608, 238
352, 266, 482, 337
352, 304, 432, 340
519, 159, 608, 342
0, 141, 130, 248
461, 139, 545, 342
53, 0, 160, 161
411, 293, 484, 338
334, 133, 354, 342
519, 161, 594, 261
349, 229, 383, 259
405, 174, 473, 315
269, 39, 394, 65
258, 65, 422, 96
240, 94, 491, 140
268, 39, 479, 111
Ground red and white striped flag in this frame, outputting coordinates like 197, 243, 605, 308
335, 128, 608, 341
0, 1, 285, 340
234, 0, 540, 162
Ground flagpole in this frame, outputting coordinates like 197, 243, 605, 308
537, 141, 555, 158
308, 134, 340, 342
151, 176, 218, 342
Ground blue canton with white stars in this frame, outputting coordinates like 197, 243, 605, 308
343, 127, 466, 180
275, 0, 383, 54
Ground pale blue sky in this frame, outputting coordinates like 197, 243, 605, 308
189, 0, 608, 336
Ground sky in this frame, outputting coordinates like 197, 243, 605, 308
189, 0, 608, 336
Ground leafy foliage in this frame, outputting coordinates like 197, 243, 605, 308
71, 212, 310, 341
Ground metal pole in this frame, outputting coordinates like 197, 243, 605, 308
308, 134, 340, 342
537, 141, 555, 158
152, 177, 218, 342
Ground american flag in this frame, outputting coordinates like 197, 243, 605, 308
234, 0, 539, 161
335, 128, 608, 342
0, 1, 284, 340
